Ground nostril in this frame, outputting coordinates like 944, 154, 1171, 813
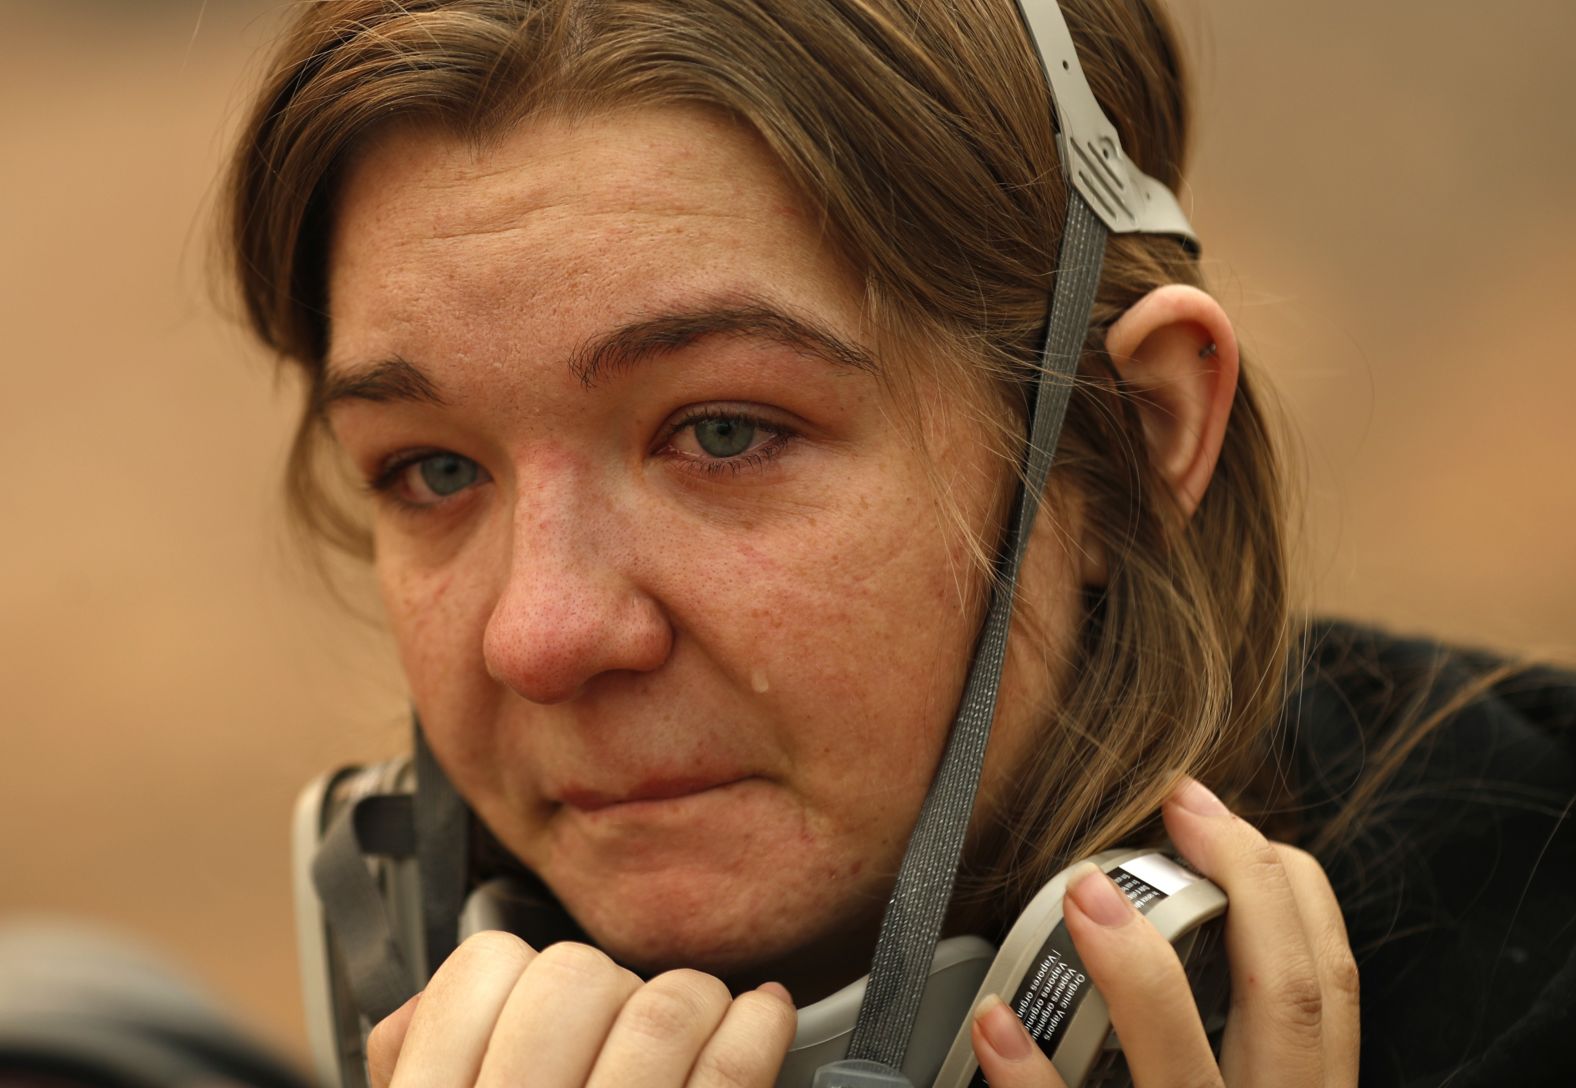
482, 631, 579, 704
482, 582, 673, 705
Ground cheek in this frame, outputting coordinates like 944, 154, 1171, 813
375, 542, 493, 723
702, 479, 992, 786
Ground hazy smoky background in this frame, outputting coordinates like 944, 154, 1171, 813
2, 0, 1572, 1063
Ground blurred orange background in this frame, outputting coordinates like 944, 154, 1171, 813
3, 0, 1573, 1066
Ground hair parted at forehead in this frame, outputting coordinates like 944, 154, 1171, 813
224, 0, 1294, 914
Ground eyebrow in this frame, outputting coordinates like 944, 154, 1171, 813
568, 296, 877, 387
319, 295, 876, 411
317, 355, 448, 412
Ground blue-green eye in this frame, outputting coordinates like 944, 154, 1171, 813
370, 449, 488, 509
664, 407, 794, 476
418, 453, 479, 496
693, 417, 757, 458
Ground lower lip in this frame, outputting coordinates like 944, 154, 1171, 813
561, 777, 756, 817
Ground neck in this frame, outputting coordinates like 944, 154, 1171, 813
721, 913, 884, 1005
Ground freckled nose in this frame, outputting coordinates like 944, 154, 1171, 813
481, 501, 673, 705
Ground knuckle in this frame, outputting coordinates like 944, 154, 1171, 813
533, 940, 618, 983
365, 1015, 398, 1061
620, 987, 700, 1042
1323, 943, 1362, 1004
736, 988, 797, 1031
1237, 833, 1288, 883
622, 971, 730, 1040
1267, 968, 1325, 1033
449, 929, 532, 971
1123, 940, 1187, 996
666, 968, 736, 1009
689, 993, 794, 1087
1272, 843, 1318, 875
364, 994, 419, 1088
690, 1047, 763, 1088
1233, 959, 1325, 1037
1274, 844, 1340, 898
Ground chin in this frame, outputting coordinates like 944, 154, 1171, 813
558, 873, 822, 977
592, 919, 777, 977
575, 890, 887, 1005
515, 792, 889, 978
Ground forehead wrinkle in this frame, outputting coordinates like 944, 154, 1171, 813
407, 139, 776, 246
420, 200, 775, 248
423, 198, 581, 243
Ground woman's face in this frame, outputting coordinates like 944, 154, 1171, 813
325, 106, 1070, 983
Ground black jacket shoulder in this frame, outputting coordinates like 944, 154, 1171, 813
1285, 621, 1576, 1087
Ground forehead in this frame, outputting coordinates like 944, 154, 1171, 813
325, 105, 867, 379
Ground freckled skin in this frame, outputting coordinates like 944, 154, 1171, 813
326, 106, 1079, 995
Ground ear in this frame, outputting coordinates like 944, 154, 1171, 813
1103, 284, 1239, 519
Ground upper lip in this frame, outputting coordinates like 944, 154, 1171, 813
555, 773, 750, 812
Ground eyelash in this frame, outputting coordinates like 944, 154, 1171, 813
365, 448, 483, 514
363, 407, 795, 513
661, 406, 796, 477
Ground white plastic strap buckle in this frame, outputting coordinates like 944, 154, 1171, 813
1013, 0, 1200, 252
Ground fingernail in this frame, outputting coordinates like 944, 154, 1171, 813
1174, 776, 1229, 817
755, 981, 794, 1006
975, 993, 1034, 1062
1067, 863, 1133, 927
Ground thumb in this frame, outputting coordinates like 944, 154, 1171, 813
970, 994, 1068, 1088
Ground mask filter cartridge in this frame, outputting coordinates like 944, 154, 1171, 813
778, 849, 1227, 1088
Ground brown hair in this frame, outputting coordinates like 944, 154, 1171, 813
224, 0, 1292, 915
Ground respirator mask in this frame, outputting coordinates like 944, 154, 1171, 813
293, 2, 1220, 1085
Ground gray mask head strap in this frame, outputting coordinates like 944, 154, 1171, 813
820, 2, 1199, 1083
